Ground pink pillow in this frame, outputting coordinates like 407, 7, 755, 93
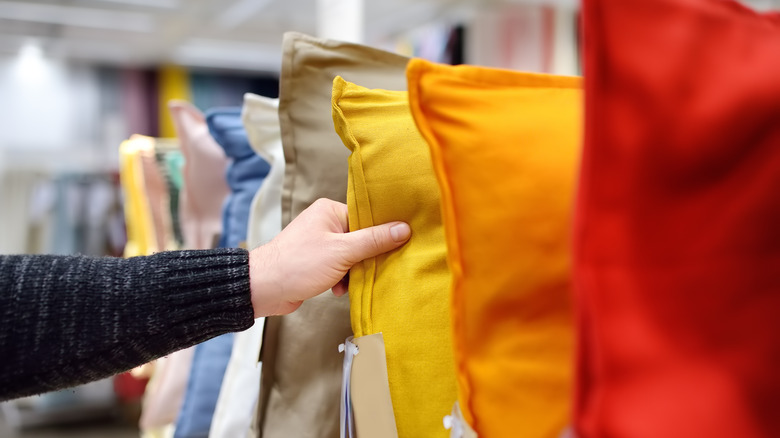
168, 101, 230, 250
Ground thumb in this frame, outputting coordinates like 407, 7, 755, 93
340, 222, 411, 264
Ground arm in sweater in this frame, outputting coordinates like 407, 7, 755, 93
0, 248, 253, 401
0, 198, 412, 402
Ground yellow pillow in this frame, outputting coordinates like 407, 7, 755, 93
119, 135, 158, 258
407, 59, 581, 438
332, 76, 457, 438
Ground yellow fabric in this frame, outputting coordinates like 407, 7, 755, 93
407, 59, 581, 438
119, 135, 158, 257
158, 66, 191, 138
332, 76, 457, 438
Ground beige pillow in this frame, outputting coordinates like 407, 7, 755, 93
279, 31, 410, 226
257, 32, 409, 438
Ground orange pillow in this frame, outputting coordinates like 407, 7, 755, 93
408, 59, 581, 438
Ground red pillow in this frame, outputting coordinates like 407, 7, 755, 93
577, 1, 780, 437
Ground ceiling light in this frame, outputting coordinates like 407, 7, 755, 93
19, 40, 43, 60
14, 40, 51, 83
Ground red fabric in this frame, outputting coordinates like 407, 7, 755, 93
114, 372, 149, 402
577, 0, 780, 437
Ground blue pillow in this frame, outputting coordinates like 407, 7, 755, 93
174, 107, 270, 438
208, 107, 271, 249
174, 334, 234, 438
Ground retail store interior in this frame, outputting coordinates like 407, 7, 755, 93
1, 0, 779, 437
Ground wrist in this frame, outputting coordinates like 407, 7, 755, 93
248, 241, 283, 317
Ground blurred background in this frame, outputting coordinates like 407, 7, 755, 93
0, 0, 777, 436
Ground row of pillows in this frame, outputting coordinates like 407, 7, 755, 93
120, 98, 279, 438
327, 0, 780, 437
334, 60, 580, 438
130, 0, 780, 435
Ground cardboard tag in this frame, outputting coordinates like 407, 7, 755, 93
350, 333, 398, 438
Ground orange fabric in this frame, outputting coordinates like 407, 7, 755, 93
407, 59, 581, 438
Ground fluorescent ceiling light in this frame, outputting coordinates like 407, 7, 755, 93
13, 40, 53, 84
18, 40, 43, 60
0, 1, 154, 32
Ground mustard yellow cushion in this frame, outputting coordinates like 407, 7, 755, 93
332, 76, 457, 438
407, 59, 581, 438
119, 135, 158, 257
258, 32, 409, 438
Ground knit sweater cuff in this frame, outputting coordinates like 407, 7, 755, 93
0, 248, 254, 401
143, 248, 254, 345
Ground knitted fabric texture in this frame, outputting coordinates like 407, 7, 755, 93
0, 248, 253, 401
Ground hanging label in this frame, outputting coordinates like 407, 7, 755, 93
444, 402, 478, 438
339, 336, 358, 438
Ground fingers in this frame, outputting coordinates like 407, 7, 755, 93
308, 198, 350, 233
340, 221, 411, 264
332, 202, 350, 233
332, 278, 348, 297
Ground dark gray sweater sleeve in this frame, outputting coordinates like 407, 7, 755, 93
0, 248, 254, 401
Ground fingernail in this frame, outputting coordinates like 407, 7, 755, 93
390, 223, 411, 242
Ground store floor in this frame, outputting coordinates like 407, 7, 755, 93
0, 413, 139, 438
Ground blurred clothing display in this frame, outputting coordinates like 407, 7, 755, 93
140, 145, 175, 253
158, 149, 186, 248
139, 348, 195, 438
190, 74, 279, 113
120, 136, 159, 258
158, 66, 192, 139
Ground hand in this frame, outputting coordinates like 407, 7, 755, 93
248, 198, 411, 316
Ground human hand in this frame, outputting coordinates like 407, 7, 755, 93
248, 198, 411, 316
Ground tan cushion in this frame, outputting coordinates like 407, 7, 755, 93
257, 32, 409, 438
279, 31, 409, 226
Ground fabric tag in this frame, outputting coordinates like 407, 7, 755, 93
350, 333, 398, 438
339, 337, 358, 438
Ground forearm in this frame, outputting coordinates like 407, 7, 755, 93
0, 249, 254, 401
